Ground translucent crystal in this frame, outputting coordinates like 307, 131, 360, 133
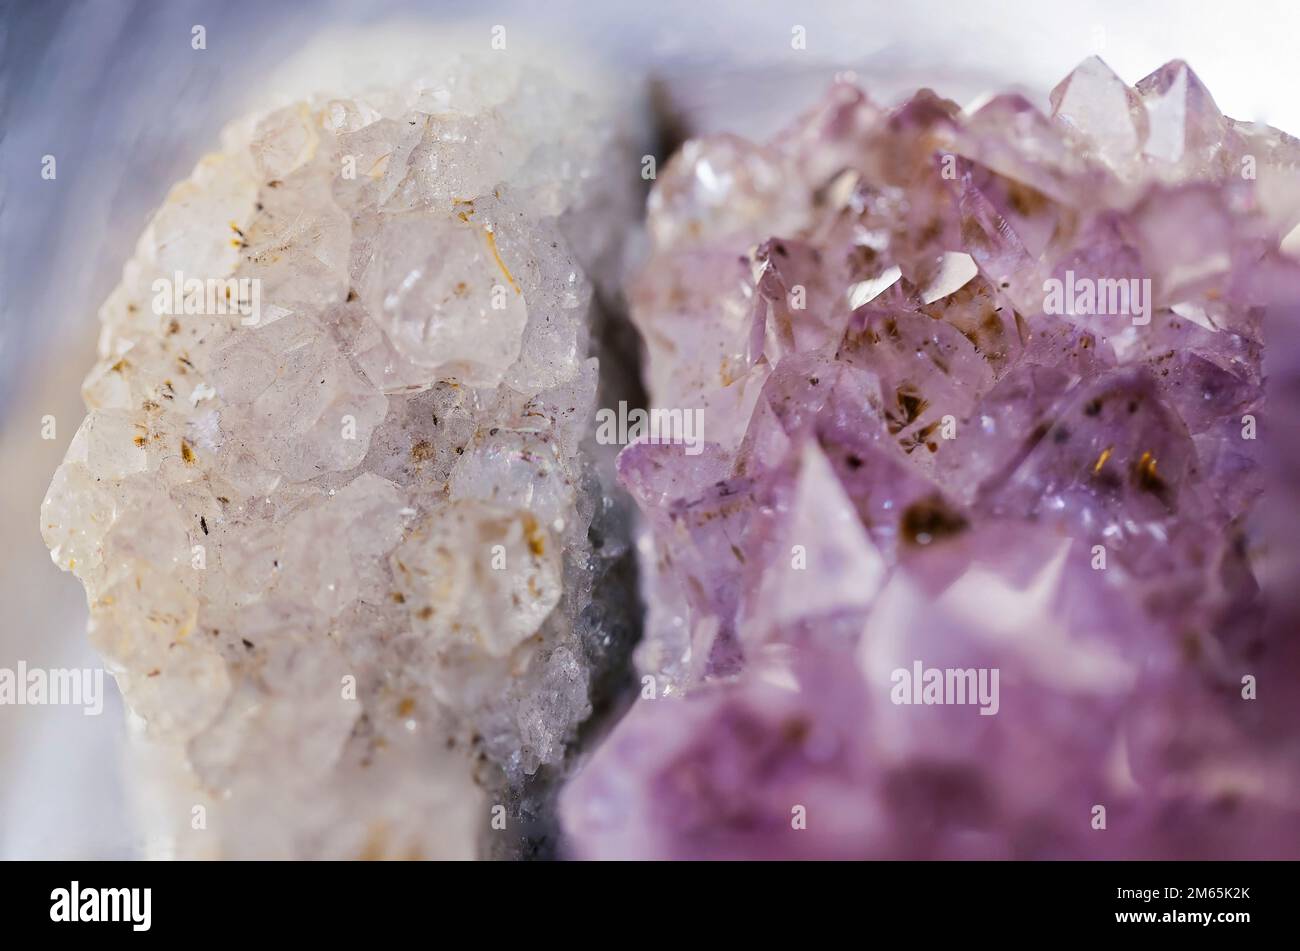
563, 60, 1300, 859
43, 56, 640, 859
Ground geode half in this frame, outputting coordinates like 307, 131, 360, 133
561, 58, 1300, 860
42, 56, 641, 859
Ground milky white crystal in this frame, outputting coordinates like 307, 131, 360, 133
42, 52, 639, 859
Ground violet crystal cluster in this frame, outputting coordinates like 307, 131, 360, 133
561, 58, 1300, 859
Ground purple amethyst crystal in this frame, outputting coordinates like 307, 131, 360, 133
561, 59, 1300, 859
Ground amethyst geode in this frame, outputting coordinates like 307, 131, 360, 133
561, 59, 1300, 859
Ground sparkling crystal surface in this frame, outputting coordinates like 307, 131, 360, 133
562, 59, 1300, 860
43, 58, 640, 859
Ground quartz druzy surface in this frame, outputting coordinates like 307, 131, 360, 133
41, 58, 641, 859
562, 59, 1300, 859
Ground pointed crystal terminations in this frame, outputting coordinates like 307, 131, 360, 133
41, 57, 644, 858
561, 59, 1300, 859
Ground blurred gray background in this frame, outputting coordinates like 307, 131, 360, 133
2, 0, 1297, 858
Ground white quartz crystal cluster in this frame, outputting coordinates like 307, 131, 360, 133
42, 56, 639, 858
